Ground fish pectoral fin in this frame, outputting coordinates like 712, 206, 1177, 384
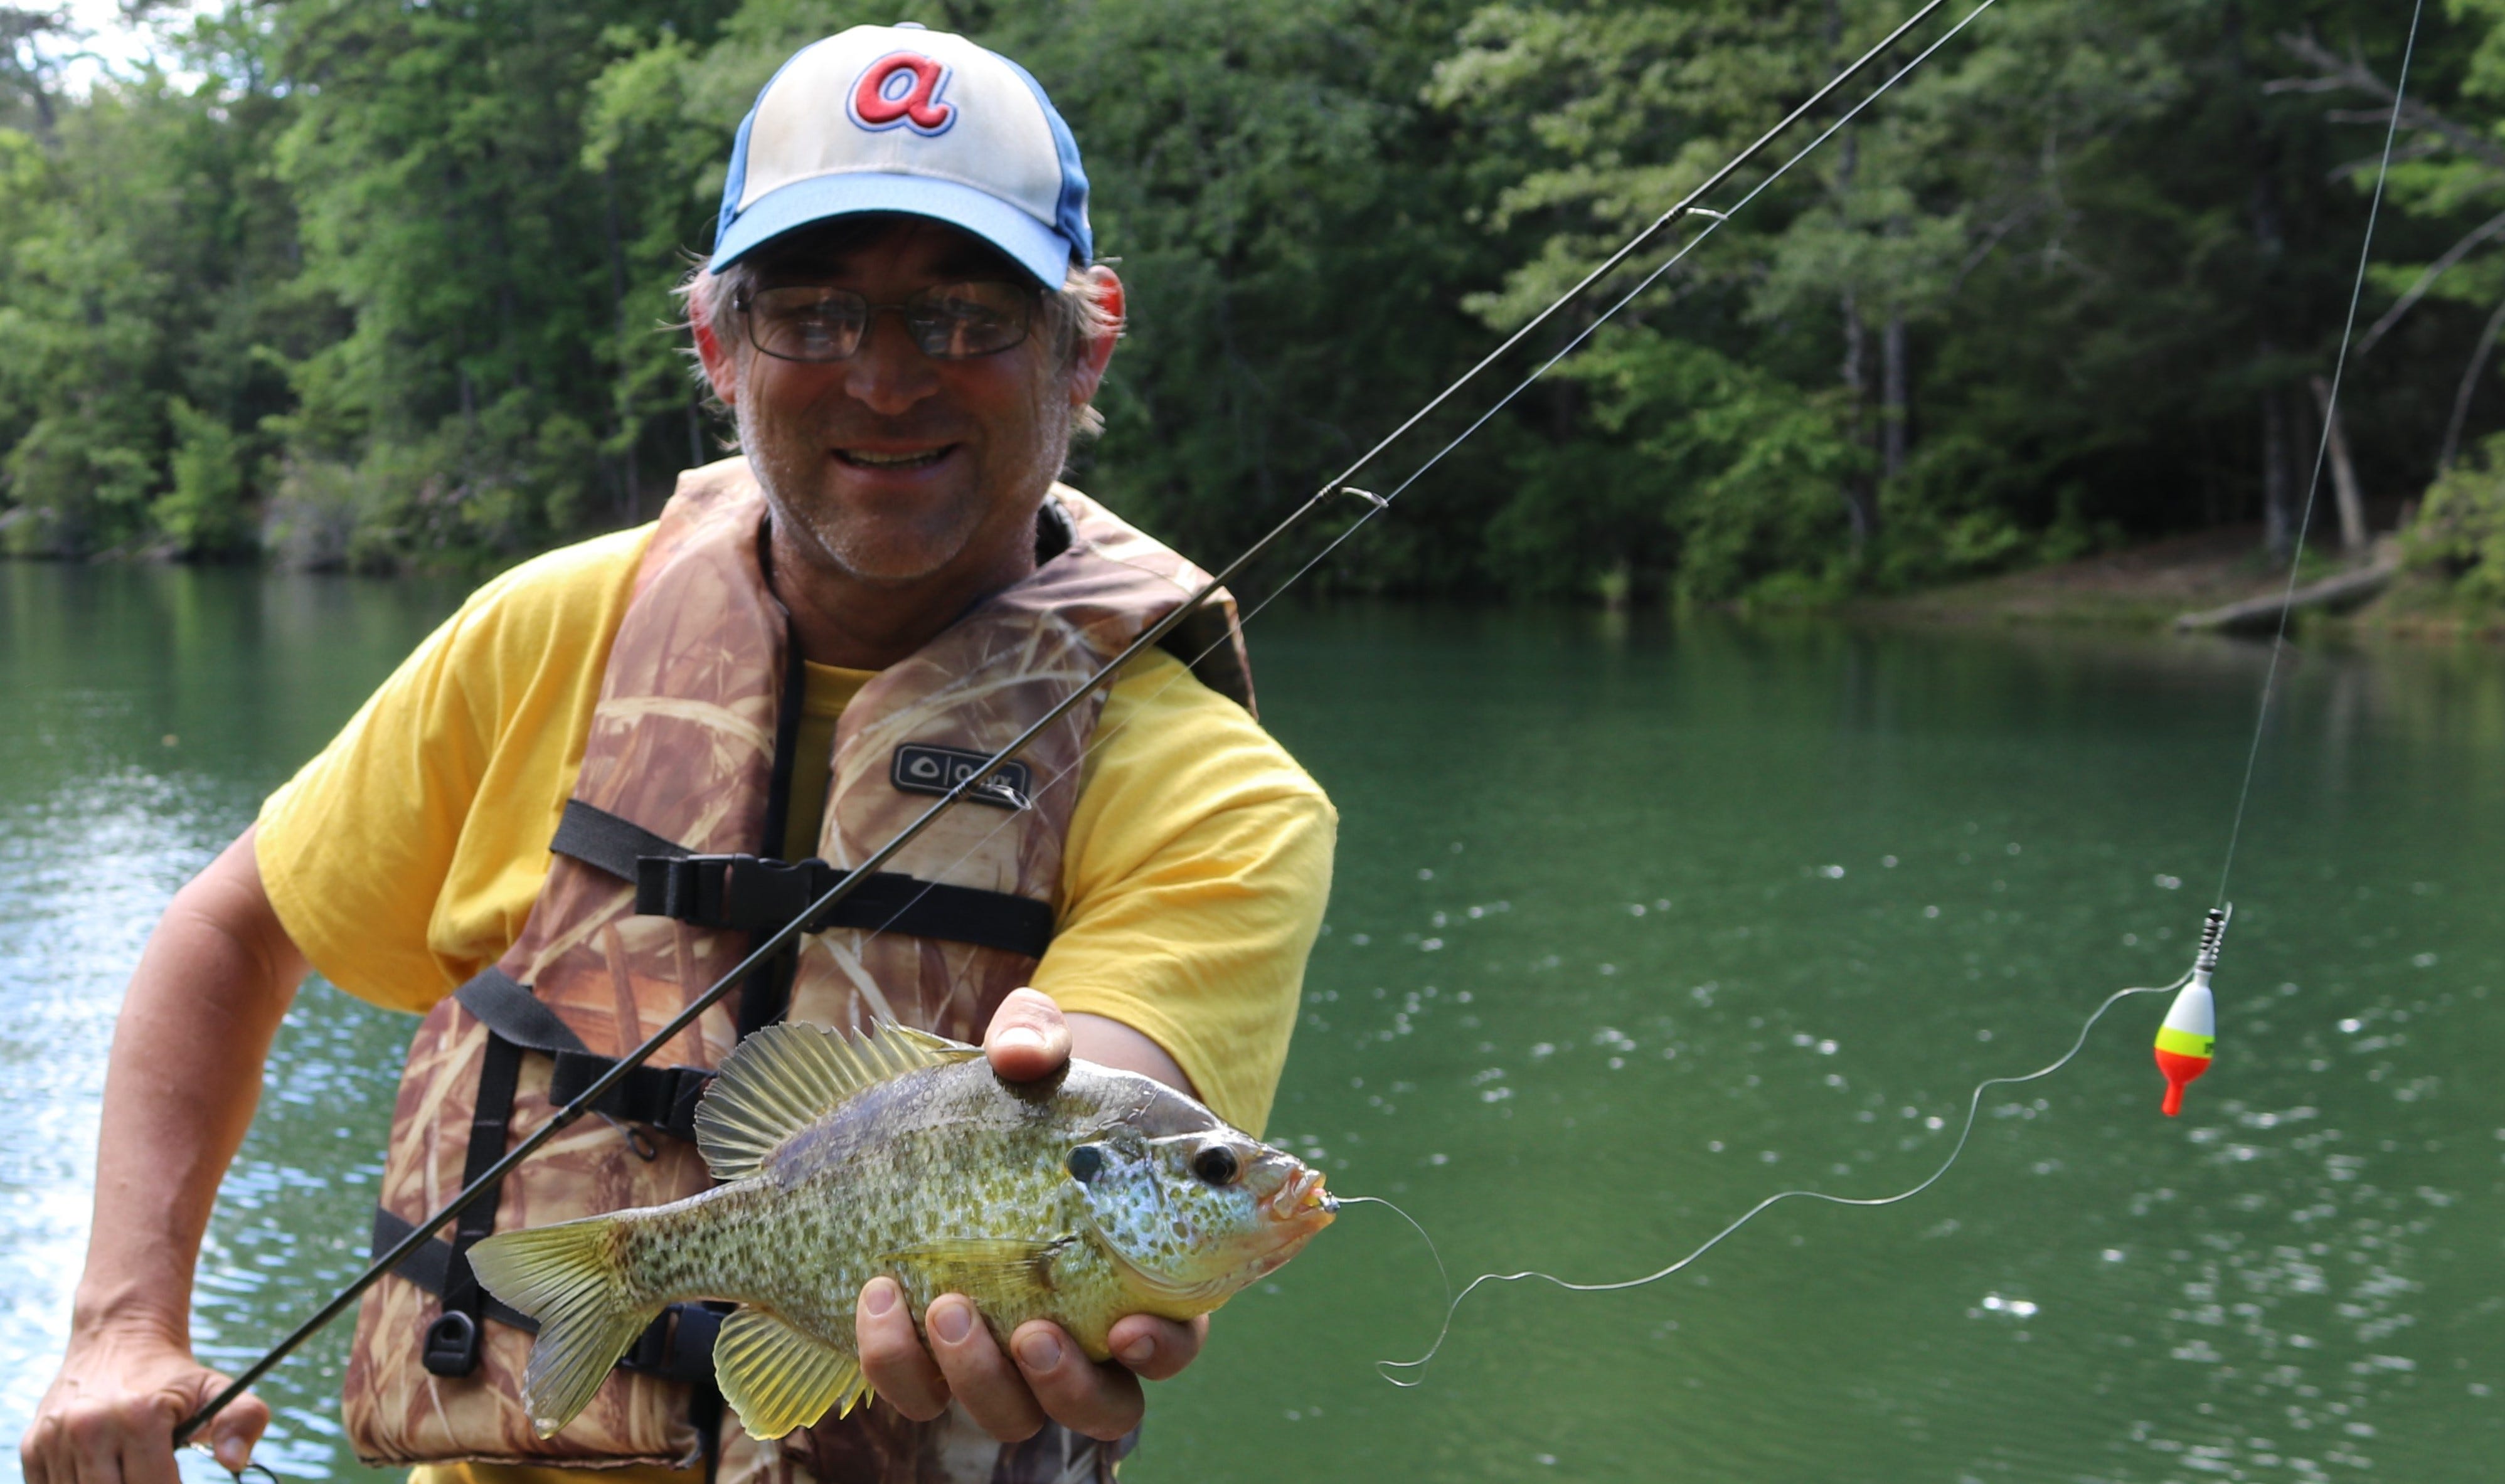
883, 1236, 1078, 1308
714, 1305, 868, 1441
695, 1020, 981, 1181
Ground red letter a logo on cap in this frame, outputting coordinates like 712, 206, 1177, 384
851, 52, 955, 135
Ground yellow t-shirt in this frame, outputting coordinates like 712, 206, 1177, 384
254, 522, 1336, 1135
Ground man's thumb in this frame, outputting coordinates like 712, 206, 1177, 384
193, 1377, 269, 1475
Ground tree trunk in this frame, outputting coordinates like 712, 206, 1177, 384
1839, 286, 1878, 553
1831, 92, 1878, 556
2308, 374, 2367, 552
2261, 381, 2295, 563
1881, 311, 1909, 481
2439, 295, 2505, 474
2227, 1, 2295, 562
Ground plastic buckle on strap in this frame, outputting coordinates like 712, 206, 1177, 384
422, 1310, 481, 1377
636, 853, 842, 935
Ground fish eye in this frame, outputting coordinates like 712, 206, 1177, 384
1191, 1145, 1240, 1186
1066, 1144, 1107, 1183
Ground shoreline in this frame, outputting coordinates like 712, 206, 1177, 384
1856, 526, 2505, 644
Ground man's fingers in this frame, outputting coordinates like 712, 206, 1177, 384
61, 1404, 136, 1484
113, 1429, 181, 1484
1009, 1322, 1142, 1443
20, 1414, 57, 1484
925, 1295, 1045, 1442
856, 1279, 949, 1423
1104, 1313, 1207, 1383
202, 1383, 269, 1477
982, 988, 1070, 1084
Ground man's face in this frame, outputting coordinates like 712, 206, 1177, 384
704, 218, 1114, 590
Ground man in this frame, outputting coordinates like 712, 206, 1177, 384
22, 23, 1332, 1484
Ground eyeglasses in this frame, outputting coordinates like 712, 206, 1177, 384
734, 281, 1038, 363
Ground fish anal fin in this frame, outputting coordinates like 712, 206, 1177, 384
883, 1236, 1077, 1312
695, 1020, 980, 1180
714, 1305, 864, 1441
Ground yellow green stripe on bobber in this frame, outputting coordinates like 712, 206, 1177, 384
2154, 906, 2228, 1117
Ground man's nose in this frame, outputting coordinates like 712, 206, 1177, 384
841, 307, 941, 416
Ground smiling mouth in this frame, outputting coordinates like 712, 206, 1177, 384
835, 447, 951, 470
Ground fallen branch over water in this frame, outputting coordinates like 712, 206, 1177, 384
2175, 554, 2401, 633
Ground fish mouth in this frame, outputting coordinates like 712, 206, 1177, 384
1265, 1163, 1336, 1226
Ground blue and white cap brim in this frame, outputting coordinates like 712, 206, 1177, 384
712, 172, 1074, 287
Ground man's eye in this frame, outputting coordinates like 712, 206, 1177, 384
928, 297, 1005, 328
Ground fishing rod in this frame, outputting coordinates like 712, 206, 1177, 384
176, 0, 1975, 1446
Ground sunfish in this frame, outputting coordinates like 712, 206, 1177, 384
470, 1020, 1335, 1440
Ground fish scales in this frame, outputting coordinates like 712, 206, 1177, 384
471, 1021, 1333, 1442
608, 1063, 1144, 1346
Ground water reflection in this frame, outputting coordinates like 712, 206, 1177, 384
0, 564, 457, 1481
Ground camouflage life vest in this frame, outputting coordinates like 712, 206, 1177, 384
339, 457, 1252, 1481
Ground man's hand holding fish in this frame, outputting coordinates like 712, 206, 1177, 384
858, 989, 1210, 1445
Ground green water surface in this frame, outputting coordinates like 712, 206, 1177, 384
1, 565, 2499, 1482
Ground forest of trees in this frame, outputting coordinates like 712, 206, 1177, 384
0, 0, 2494, 605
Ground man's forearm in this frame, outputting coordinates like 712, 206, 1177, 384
1065, 1012, 1192, 1098
75, 827, 306, 1338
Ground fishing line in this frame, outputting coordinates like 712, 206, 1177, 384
708, 0, 2423, 1423
2213, 0, 2423, 907
1328, 1195, 1454, 1335
166, 0, 2021, 1443
1373, 973, 2190, 1384
1368, 1, 2425, 1385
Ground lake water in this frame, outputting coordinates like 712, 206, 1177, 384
0, 563, 2499, 1483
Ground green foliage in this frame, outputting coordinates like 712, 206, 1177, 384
0, 0, 2492, 612
157, 400, 254, 556
2408, 433, 2505, 602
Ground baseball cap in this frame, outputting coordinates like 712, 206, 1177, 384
712, 23, 1093, 287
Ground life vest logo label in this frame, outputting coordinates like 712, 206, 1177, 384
849, 51, 956, 136
891, 743, 1031, 810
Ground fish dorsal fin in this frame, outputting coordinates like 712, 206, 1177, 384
714, 1305, 870, 1441
695, 1020, 979, 1180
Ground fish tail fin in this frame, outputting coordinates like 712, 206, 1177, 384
468, 1215, 661, 1437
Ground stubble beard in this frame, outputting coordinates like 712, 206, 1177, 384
735, 366, 1075, 591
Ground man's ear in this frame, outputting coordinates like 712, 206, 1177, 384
691, 276, 740, 409
1067, 265, 1124, 410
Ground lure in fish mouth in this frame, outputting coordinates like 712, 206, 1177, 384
469, 1021, 1334, 1443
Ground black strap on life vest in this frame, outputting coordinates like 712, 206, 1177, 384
550, 798, 1055, 958
371, 1208, 725, 1385
636, 852, 1055, 957
455, 969, 717, 1142
417, 1009, 523, 1379
411, 967, 720, 1377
